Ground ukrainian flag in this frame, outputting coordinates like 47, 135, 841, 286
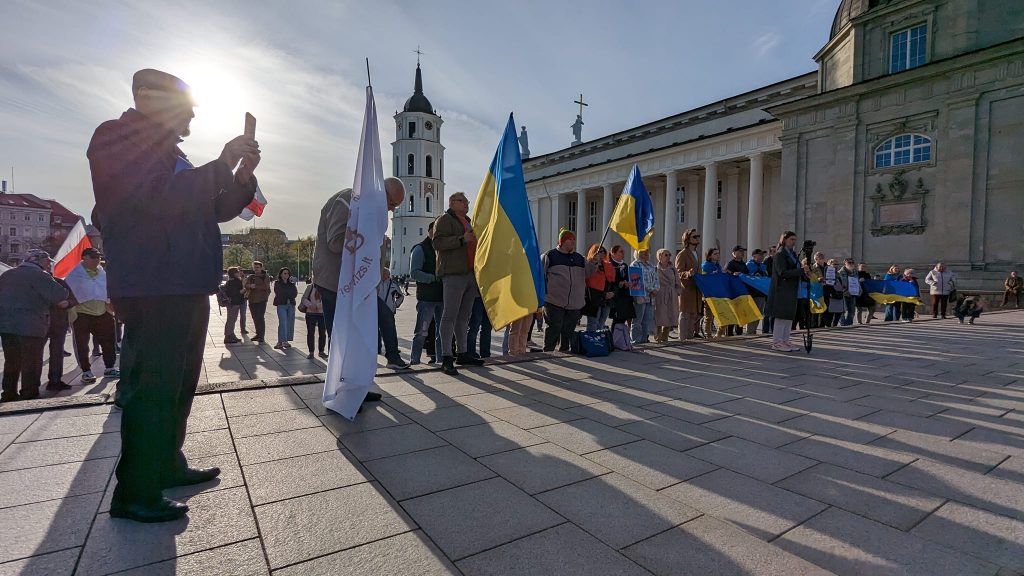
608, 164, 655, 250
471, 114, 545, 330
863, 279, 922, 305
694, 274, 763, 326
739, 275, 826, 314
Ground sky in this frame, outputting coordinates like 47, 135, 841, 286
0, 0, 838, 239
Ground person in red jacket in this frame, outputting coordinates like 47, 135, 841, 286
87, 69, 259, 523
583, 244, 616, 331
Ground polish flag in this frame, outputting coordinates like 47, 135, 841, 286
239, 185, 267, 221
52, 219, 92, 279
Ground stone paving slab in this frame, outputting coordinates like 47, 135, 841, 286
401, 477, 564, 560
255, 482, 415, 570
365, 445, 496, 501
0, 493, 101, 565
114, 539, 269, 576
0, 458, 115, 510
618, 415, 729, 451
704, 414, 812, 448
781, 435, 916, 477
529, 418, 640, 454
537, 473, 701, 550
0, 433, 120, 472
585, 440, 717, 490
273, 530, 458, 576
887, 459, 1024, 521
340, 423, 447, 461
234, 426, 338, 465
243, 450, 369, 506
457, 522, 651, 576
662, 468, 827, 541
775, 506, 999, 576
436, 420, 546, 458
685, 436, 817, 483
478, 442, 609, 495
623, 516, 835, 576
227, 407, 322, 438
0, 548, 79, 576
910, 501, 1024, 572
778, 463, 944, 531
871, 429, 1008, 473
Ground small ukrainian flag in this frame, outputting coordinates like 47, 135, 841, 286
607, 164, 655, 251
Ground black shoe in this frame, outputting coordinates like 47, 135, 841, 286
63, 351, 72, 357
318, 351, 328, 359
241, 329, 249, 334
456, 353, 484, 366
165, 466, 221, 488
92, 349, 102, 357
386, 359, 411, 370
19, 389, 40, 401
0, 392, 19, 403
46, 381, 72, 391
441, 356, 459, 376
110, 497, 188, 523
364, 391, 382, 402
224, 337, 242, 345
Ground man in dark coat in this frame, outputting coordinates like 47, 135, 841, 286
44, 275, 77, 391
88, 68, 259, 522
0, 250, 71, 402
766, 232, 809, 352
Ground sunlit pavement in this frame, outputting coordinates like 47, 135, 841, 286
0, 305, 1022, 574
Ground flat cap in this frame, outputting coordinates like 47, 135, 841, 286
132, 69, 195, 105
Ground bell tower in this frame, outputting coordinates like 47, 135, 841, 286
390, 59, 445, 276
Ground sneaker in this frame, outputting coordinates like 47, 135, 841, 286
273, 343, 284, 349
46, 381, 72, 391
427, 356, 437, 364
104, 368, 120, 378
283, 342, 292, 349
409, 359, 421, 366
307, 353, 314, 359
386, 359, 411, 370
318, 351, 329, 359
81, 370, 97, 383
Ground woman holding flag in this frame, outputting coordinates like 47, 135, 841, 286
766, 231, 811, 352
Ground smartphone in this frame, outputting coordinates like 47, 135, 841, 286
244, 113, 256, 138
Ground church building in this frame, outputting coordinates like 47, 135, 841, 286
523, 0, 1024, 288
390, 62, 445, 276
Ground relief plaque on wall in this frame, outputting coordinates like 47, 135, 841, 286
870, 172, 929, 236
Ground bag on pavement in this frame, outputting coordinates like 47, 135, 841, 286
611, 323, 633, 351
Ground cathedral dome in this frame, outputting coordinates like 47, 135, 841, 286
831, 0, 893, 39
402, 64, 434, 114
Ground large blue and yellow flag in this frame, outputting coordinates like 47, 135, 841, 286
608, 164, 655, 250
694, 274, 763, 326
863, 279, 922, 305
471, 114, 545, 330
739, 275, 827, 314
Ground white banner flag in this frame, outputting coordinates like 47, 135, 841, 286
322, 86, 388, 420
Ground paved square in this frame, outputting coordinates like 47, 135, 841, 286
1, 306, 1022, 574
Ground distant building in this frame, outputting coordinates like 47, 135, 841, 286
0, 183, 86, 265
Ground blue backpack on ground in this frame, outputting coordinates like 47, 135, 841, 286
577, 329, 612, 357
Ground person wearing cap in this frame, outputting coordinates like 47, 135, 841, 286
87, 68, 260, 523
65, 248, 119, 384
542, 228, 595, 351
745, 248, 769, 335
432, 192, 484, 375
0, 250, 71, 402
724, 245, 749, 336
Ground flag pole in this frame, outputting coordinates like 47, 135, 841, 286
365, 58, 372, 88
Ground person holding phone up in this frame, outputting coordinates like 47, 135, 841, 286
87, 69, 260, 523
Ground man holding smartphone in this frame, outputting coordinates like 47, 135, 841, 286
88, 69, 260, 522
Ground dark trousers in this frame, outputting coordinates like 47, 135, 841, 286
467, 297, 492, 358
1, 333, 45, 399
46, 318, 68, 383
1004, 290, 1021, 307
248, 301, 268, 340
305, 314, 326, 354
544, 303, 581, 352
317, 285, 337, 339
377, 298, 401, 364
931, 294, 949, 317
425, 320, 436, 357
72, 312, 116, 371
111, 295, 209, 504
901, 302, 917, 320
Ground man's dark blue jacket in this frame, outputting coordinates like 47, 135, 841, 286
88, 108, 256, 298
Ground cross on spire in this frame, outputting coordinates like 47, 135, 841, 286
414, 45, 425, 65
574, 93, 588, 118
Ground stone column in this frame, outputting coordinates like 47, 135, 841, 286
664, 170, 678, 252
576, 189, 587, 250
747, 153, 764, 251
550, 192, 562, 249
529, 197, 541, 243
702, 162, 718, 250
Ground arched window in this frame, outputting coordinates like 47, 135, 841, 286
426, 155, 433, 178
407, 154, 415, 176
875, 134, 931, 168
408, 196, 415, 213
425, 195, 432, 214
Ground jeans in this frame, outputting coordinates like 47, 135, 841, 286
111, 295, 207, 504
884, 303, 902, 322
239, 303, 247, 331
411, 301, 444, 363
248, 301, 268, 340
224, 304, 242, 338
543, 303, 581, 352
586, 305, 610, 331
317, 285, 337, 337
46, 318, 68, 384
72, 312, 117, 371
841, 296, 857, 325
276, 305, 295, 343
305, 313, 326, 354
631, 301, 655, 344
440, 274, 478, 357
467, 297, 492, 358
377, 297, 402, 364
